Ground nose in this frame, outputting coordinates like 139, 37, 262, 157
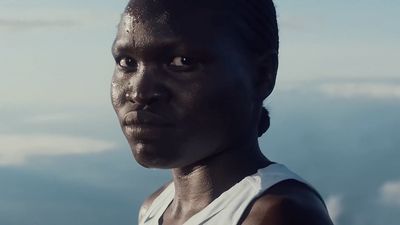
125, 67, 169, 107
126, 90, 165, 106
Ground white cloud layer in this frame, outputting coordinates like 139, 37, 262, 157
24, 113, 78, 124
0, 18, 77, 29
0, 134, 116, 166
326, 194, 343, 225
380, 180, 400, 207
319, 83, 400, 99
0, 5, 121, 32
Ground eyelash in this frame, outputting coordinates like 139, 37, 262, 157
116, 56, 137, 72
167, 56, 198, 72
115, 55, 200, 73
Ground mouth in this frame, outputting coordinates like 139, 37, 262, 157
122, 111, 174, 140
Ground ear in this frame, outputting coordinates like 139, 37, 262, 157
254, 51, 278, 101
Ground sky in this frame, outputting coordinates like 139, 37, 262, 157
0, 1, 399, 225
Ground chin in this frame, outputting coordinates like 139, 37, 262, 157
131, 142, 180, 169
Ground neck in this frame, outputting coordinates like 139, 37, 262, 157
168, 141, 271, 217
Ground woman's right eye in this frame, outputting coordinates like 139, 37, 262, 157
117, 57, 137, 71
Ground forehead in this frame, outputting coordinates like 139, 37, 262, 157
124, 0, 232, 21
114, 0, 238, 50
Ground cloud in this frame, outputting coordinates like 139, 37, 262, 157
0, 134, 116, 166
0, 18, 78, 29
278, 81, 400, 100
379, 180, 400, 207
23, 113, 78, 124
0, 5, 121, 32
279, 15, 307, 31
326, 195, 343, 225
319, 83, 400, 99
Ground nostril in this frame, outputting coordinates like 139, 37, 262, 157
125, 91, 154, 104
129, 88, 168, 101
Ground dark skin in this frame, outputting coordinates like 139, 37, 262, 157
111, 0, 333, 224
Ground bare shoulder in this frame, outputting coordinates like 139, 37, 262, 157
240, 180, 334, 225
138, 181, 172, 223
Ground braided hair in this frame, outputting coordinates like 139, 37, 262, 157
233, 0, 279, 137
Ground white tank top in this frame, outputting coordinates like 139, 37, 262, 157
139, 163, 310, 225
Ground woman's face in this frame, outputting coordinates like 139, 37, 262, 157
111, 0, 259, 168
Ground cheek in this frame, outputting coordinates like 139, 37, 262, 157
201, 79, 255, 135
111, 73, 129, 110
179, 80, 251, 133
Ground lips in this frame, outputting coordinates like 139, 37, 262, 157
123, 111, 172, 127
122, 111, 174, 140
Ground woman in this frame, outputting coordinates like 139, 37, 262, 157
111, 0, 334, 224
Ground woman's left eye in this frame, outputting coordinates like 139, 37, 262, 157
169, 56, 197, 70
117, 56, 137, 71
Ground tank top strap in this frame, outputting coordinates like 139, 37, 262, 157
257, 163, 308, 193
140, 183, 174, 225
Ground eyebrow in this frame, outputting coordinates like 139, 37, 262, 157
113, 38, 180, 53
112, 37, 210, 59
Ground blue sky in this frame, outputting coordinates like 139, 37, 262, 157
0, 1, 399, 225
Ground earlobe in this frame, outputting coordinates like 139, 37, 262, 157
255, 52, 278, 101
